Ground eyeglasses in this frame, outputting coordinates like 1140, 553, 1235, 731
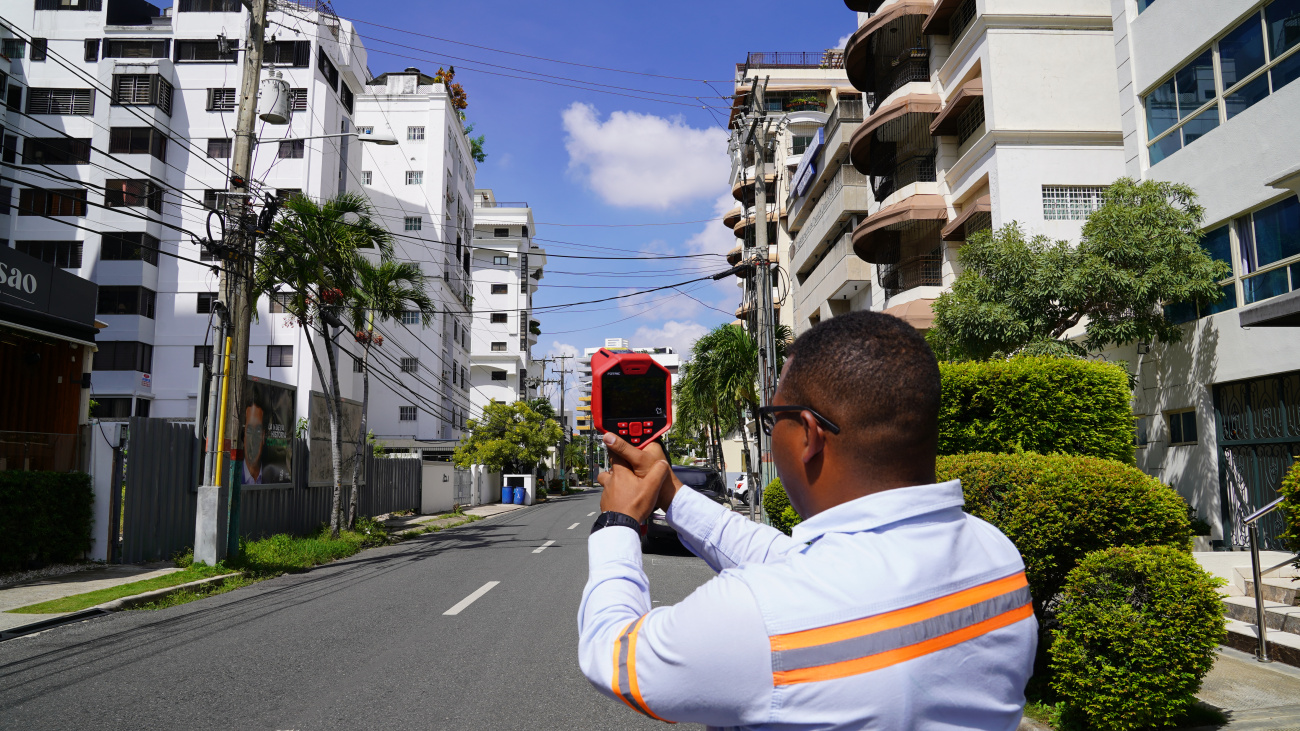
757, 404, 841, 436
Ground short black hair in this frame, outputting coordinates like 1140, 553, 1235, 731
781, 311, 940, 461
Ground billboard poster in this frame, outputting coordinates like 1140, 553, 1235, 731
243, 376, 295, 486
309, 391, 365, 487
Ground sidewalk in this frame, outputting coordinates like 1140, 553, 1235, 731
1193, 647, 1300, 729
0, 564, 180, 632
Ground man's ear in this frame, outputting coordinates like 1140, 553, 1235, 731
801, 411, 826, 465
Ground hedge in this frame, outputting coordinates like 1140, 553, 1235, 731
762, 478, 803, 536
936, 452, 1190, 612
0, 471, 95, 571
1281, 462, 1300, 565
1050, 546, 1224, 731
939, 357, 1135, 464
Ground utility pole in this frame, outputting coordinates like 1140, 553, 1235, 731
202, 0, 268, 563
551, 354, 573, 492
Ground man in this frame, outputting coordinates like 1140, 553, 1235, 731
578, 312, 1036, 729
243, 401, 266, 486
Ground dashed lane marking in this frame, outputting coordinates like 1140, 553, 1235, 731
533, 540, 556, 554
567, 523, 579, 530
443, 581, 499, 616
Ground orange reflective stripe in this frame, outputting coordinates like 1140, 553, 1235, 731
769, 571, 1029, 652
611, 618, 640, 713
626, 615, 675, 723
773, 602, 1033, 686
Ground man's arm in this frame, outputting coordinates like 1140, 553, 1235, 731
666, 485, 799, 572
578, 524, 772, 726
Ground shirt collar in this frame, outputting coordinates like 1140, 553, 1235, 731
789, 480, 965, 545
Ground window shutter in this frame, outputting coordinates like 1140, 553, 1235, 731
73, 89, 93, 115
84, 39, 99, 62
294, 40, 310, 67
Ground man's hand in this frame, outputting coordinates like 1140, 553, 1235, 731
597, 433, 681, 521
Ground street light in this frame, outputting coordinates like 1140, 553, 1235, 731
253, 129, 399, 146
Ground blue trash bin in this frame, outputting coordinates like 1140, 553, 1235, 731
513, 487, 525, 505
501, 487, 511, 504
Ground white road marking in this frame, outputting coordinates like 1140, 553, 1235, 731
567, 522, 579, 530
443, 581, 499, 616
587, 512, 597, 516
532, 540, 556, 554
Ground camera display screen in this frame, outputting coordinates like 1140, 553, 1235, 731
601, 371, 669, 420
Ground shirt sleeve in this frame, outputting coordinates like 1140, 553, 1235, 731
666, 486, 799, 571
577, 525, 773, 726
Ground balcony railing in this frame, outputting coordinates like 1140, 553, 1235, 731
871, 153, 937, 202
794, 164, 871, 253
743, 51, 845, 70
825, 98, 866, 142
474, 201, 529, 208
876, 54, 931, 109
879, 253, 943, 297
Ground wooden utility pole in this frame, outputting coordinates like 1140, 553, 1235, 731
551, 354, 573, 491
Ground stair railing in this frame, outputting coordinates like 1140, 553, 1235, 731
1244, 496, 1286, 663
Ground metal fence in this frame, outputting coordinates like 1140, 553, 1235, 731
113, 417, 420, 564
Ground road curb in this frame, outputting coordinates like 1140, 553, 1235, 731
93, 572, 244, 611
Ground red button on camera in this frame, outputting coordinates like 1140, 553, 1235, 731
644, 421, 654, 427
629, 423, 643, 437
630, 437, 641, 444
618, 429, 628, 436
617, 422, 628, 428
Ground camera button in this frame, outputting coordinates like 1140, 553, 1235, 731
617, 422, 628, 428
644, 421, 654, 427
629, 423, 643, 436
618, 429, 628, 436
630, 437, 641, 445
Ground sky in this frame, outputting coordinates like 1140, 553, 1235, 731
332, 0, 859, 405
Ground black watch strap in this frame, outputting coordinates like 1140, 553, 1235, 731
591, 511, 641, 534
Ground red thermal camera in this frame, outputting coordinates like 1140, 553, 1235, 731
590, 348, 673, 449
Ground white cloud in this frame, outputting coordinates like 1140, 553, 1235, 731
836, 33, 853, 49
561, 103, 731, 210
632, 320, 711, 358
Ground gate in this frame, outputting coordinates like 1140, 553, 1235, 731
453, 467, 471, 506
1215, 371, 1300, 550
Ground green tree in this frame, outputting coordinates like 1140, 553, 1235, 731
346, 257, 435, 529
453, 400, 562, 473
930, 178, 1232, 360
256, 193, 393, 538
465, 122, 487, 163
526, 397, 556, 419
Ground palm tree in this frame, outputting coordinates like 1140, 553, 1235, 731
346, 256, 435, 529
256, 193, 393, 538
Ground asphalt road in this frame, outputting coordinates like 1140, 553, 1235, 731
0, 491, 720, 730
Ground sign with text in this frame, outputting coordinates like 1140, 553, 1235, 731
243, 377, 295, 486
0, 244, 97, 329
308, 391, 365, 488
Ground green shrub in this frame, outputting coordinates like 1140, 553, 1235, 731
939, 357, 1135, 463
763, 478, 804, 535
353, 516, 390, 547
1050, 546, 1225, 731
0, 471, 94, 570
1280, 462, 1300, 568
937, 452, 1190, 612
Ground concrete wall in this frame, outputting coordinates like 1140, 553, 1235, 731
421, 462, 456, 514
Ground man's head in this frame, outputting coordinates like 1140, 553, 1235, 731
771, 311, 940, 518
244, 402, 266, 473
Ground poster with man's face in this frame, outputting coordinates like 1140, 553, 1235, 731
242, 377, 295, 486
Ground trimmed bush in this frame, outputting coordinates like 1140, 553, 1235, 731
939, 357, 1135, 464
937, 452, 1190, 611
1050, 546, 1225, 731
762, 478, 803, 535
0, 471, 94, 570
1281, 462, 1300, 566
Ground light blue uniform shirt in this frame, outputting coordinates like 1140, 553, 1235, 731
578, 481, 1037, 730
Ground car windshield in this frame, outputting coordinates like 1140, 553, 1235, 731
672, 468, 716, 489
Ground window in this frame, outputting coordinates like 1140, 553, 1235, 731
277, 140, 305, 159
404, 216, 422, 231
174, 40, 237, 63
1043, 186, 1107, 220
494, 227, 509, 238
104, 179, 163, 213
407, 126, 425, 140
15, 240, 82, 268
269, 292, 294, 313
90, 398, 132, 419
29, 38, 47, 61
400, 357, 419, 373
1146, 1, 1300, 165
358, 126, 373, 135
1238, 196, 1300, 305
196, 292, 218, 314
112, 75, 173, 115
401, 310, 420, 325
275, 188, 302, 201
0, 186, 11, 215
265, 40, 310, 67
109, 127, 168, 161
490, 312, 508, 324
207, 138, 232, 158
955, 97, 985, 145
1166, 409, 1198, 445
406, 170, 423, 185
491, 370, 507, 381
267, 345, 293, 367
26, 88, 94, 115
202, 189, 227, 210
1, 135, 16, 164
18, 189, 87, 217
352, 355, 364, 373
493, 255, 509, 265
103, 39, 168, 58
6, 85, 21, 112
207, 88, 236, 111
491, 342, 507, 352
3, 39, 25, 59
288, 87, 307, 112
100, 232, 160, 265
1137, 0, 1156, 12
491, 284, 508, 295
1134, 416, 1150, 448
399, 406, 417, 421
317, 49, 339, 90
341, 84, 354, 113
85, 39, 99, 62
193, 345, 213, 368
176, 0, 242, 10
93, 342, 153, 372
98, 286, 156, 318
791, 135, 814, 155
361, 171, 372, 185
22, 137, 91, 164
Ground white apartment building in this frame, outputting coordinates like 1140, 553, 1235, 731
354, 67, 477, 450
0, 0, 371, 424
784, 0, 1124, 334
575, 338, 681, 437
467, 188, 544, 415
1100, 0, 1300, 550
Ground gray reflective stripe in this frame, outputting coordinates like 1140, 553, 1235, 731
772, 586, 1032, 672
616, 621, 648, 716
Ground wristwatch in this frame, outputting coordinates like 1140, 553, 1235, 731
591, 511, 641, 534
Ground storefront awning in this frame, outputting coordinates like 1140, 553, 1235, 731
852, 194, 949, 263
941, 196, 991, 241
844, 1, 937, 91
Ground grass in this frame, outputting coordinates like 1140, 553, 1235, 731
6, 564, 231, 614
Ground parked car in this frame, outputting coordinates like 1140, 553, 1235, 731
643, 466, 729, 550
731, 474, 752, 505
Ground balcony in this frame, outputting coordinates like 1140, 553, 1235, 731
878, 252, 942, 298
792, 164, 873, 269
723, 205, 743, 230
794, 233, 872, 327
844, 1, 935, 98
739, 50, 846, 73
851, 194, 948, 264
849, 94, 940, 203
733, 209, 781, 245
474, 200, 529, 208
731, 173, 777, 207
